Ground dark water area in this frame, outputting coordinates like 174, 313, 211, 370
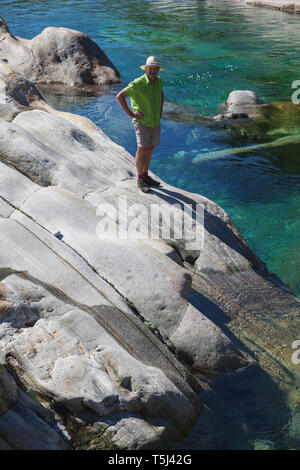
1, 0, 300, 450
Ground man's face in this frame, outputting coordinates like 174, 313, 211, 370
145, 65, 160, 82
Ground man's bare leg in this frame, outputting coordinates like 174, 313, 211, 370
135, 146, 148, 176
135, 146, 151, 192
142, 145, 155, 174
141, 145, 161, 187
136, 145, 160, 190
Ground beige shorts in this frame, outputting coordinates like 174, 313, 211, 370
133, 120, 160, 148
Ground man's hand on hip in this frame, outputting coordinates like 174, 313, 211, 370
132, 111, 144, 120
116, 89, 144, 120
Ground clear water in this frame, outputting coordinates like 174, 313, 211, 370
1, 0, 300, 449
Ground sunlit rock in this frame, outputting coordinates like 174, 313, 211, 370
0, 64, 299, 450
0, 17, 120, 93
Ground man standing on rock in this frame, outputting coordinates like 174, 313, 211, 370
116, 56, 164, 193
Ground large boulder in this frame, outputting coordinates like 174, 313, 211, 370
0, 17, 120, 93
0, 64, 253, 376
213, 90, 262, 124
226, 90, 261, 114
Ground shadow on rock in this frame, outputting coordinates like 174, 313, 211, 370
153, 187, 261, 269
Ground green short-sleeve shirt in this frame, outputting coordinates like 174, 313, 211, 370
124, 74, 163, 128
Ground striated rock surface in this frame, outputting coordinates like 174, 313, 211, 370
0, 17, 120, 93
0, 63, 299, 449
0, 63, 257, 450
0, 62, 252, 375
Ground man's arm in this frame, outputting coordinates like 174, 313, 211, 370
116, 89, 144, 120
160, 91, 164, 118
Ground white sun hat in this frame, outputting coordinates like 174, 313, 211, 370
140, 56, 164, 70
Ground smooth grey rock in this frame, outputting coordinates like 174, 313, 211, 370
0, 203, 204, 448
0, 273, 201, 449
0, 63, 135, 190
5, 184, 250, 374
0, 17, 120, 91
247, 0, 300, 14
2, 68, 298, 450
225, 90, 262, 117
0, 68, 252, 375
169, 304, 249, 372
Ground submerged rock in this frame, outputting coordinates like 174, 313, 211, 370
210, 91, 300, 152
0, 17, 120, 93
253, 101, 300, 136
164, 92, 300, 142
213, 90, 262, 124
225, 90, 261, 115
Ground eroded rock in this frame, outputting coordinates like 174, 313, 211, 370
0, 269, 203, 449
1, 65, 299, 450
0, 68, 253, 377
213, 90, 262, 124
0, 17, 120, 93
